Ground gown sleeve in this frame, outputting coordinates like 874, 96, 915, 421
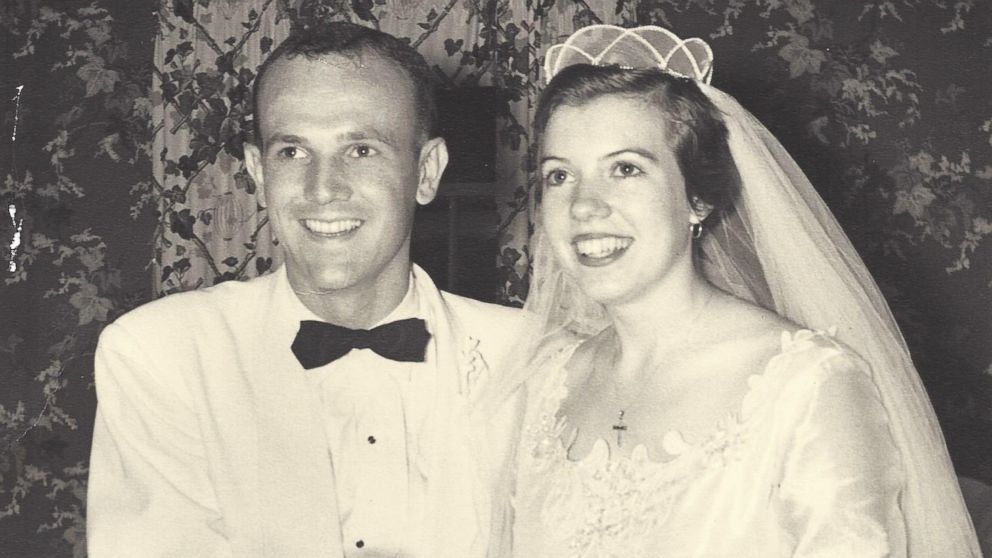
774, 341, 907, 558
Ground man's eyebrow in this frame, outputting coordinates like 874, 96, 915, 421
266, 133, 305, 145
264, 130, 401, 147
604, 148, 659, 162
342, 129, 397, 146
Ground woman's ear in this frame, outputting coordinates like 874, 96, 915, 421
416, 136, 449, 205
688, 195, 714, 223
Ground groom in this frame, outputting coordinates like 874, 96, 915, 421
87, 22, 521, 557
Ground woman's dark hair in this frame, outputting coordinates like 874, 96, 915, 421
534, 64, 740, 216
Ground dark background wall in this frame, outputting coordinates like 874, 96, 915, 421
1, 2, 157, 555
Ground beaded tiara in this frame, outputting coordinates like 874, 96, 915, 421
543, 25, 714, 84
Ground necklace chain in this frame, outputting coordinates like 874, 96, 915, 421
608, 291, 715, 447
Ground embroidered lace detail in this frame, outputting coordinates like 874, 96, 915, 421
518, 329, 838, 556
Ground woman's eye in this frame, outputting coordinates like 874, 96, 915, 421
544, 169, 571, 186
612, 162, 642, 178
348, 144, 378, 158
277, 146, 306, 160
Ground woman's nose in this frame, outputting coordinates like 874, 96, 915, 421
570, 188, 612, 221
305, 160, 352, 203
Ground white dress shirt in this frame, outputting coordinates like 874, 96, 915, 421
303, 277, 434, 557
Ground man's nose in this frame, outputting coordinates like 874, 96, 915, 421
305, 160, 352, 203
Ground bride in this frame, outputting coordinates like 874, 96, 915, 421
502, 25, 980, 557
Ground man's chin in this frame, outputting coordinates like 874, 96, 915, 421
286, 267, 358, 296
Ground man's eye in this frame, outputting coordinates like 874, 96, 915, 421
348, 144, 379, 158
277, 146, 306, 160
544, 169, 571, 187
612, 162, 642, 178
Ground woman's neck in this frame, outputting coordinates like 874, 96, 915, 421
605, 270, 718, 384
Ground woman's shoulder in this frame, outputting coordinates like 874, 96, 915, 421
523, 327, 616, 406
522, 330, 587, 391
733, 328, 879, 433
704, 294, 876, 408
770, 329, 875, 396
692, 294, 797, 376
707, 293, 795, 340
530, 329, 586, 364
707, 293, 866, 370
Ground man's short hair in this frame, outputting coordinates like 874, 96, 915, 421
251, 22, 439, 147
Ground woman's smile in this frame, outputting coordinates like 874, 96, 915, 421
572, 233, 634, 266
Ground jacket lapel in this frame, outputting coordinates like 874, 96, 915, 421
413, 266, 490, 558
248, 268, 344, 557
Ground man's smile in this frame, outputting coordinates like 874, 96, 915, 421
302, 218, 364, 237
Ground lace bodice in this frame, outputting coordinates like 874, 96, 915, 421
511, 330, 908, 558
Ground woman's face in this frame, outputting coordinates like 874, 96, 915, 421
539, 94, 697, 307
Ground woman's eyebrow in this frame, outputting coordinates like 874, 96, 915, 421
603, 148, 659, 162
539, 155, 567, 165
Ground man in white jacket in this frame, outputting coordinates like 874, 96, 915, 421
87, 21, 521, 557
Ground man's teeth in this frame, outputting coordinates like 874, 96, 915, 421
304, 219, 362, 235
575, 236, 632, 258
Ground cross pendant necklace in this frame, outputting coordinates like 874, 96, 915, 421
612, 410, 628, 447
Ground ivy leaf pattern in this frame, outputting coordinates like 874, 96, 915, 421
76, 60, 120, 97
68, 283, 114, 325
169, 209, 197, 240
174, 0, 196, 24
778, 34, 826, 78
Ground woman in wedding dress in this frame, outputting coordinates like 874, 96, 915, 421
505, 25, 980, 557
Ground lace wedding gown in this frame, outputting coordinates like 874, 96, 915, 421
511, 330, 908, 558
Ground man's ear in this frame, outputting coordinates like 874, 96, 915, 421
415, 136, 448, 206
244, 142, 266, 208
688, 195, 714, 224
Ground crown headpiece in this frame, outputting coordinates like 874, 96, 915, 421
543, 25, 713, 85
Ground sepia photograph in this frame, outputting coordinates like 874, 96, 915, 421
1, 0, 990, 556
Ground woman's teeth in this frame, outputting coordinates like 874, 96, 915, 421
574, 236, 632, 258
304, 219, 363, 235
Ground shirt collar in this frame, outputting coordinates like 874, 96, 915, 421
276, 265, 422, 328
373, 271, 421, 327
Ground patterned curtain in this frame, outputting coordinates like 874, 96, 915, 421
2, 1, 991, 556
152, 0, 541, 302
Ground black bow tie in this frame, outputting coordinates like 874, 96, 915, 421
291, 318, 431, 370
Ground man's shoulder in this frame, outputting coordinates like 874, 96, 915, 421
111, 272, 277, 334
439, 290, 522, 328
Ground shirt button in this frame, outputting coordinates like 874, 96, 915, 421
367, 435, 376, 444
356, 539, 365, 549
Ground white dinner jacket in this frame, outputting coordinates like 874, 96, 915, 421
87, 265, 523, 557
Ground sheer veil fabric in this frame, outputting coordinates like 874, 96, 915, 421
490, 25, 980, 557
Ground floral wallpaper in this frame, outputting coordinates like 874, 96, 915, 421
1, 0, 990, 555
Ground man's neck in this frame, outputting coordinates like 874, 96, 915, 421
290, 266, 412, 329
